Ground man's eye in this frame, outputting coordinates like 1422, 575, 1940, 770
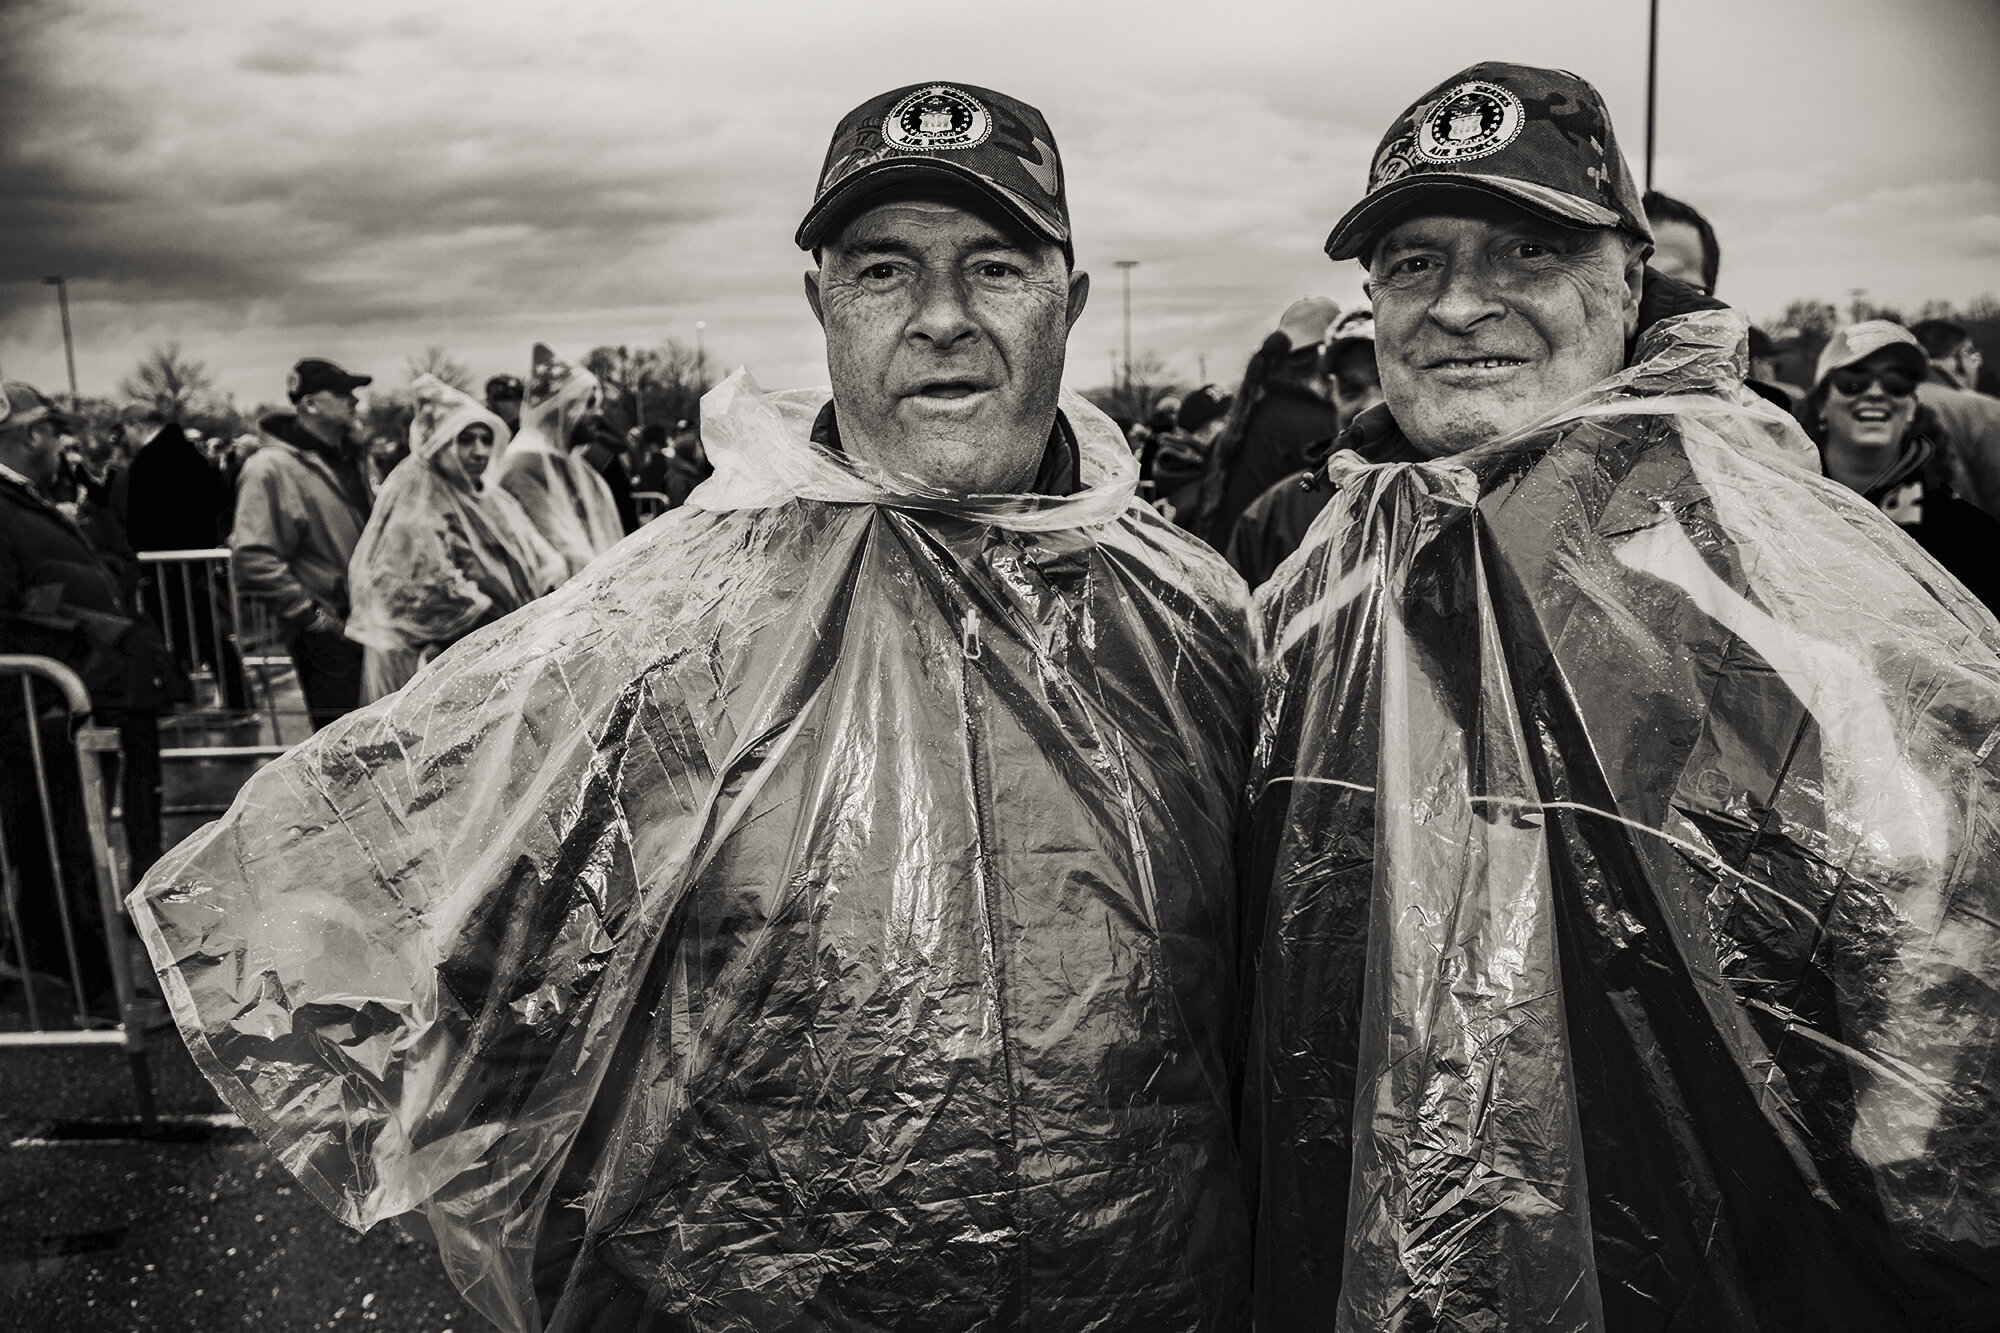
976, 262, 1019, 280
1514, 241, 1551, 259
862, 263, 900, 281
1386, 255, 1433, 277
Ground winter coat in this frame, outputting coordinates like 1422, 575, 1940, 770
0, 471, 187, 712
1916, 371, 2000, 520
1202, 388, 1340, 548
230, 414, 372, 637
130, 376, 1257, 1333
1825, 408, 2000, 615
126, 424, 232, 552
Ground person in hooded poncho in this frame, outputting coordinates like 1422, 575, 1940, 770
490, 345, 627, 584
344, 376, 564, 702
130, 82, 1254, 1333
1243, 63, 2000, 1331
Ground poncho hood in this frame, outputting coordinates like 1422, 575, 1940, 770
490, 347, 625, 584
344, 378, 559, 663
133, 374, 1257, 1333
1245, 306, 2000, 1330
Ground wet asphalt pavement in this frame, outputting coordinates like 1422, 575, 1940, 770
0, 1037, 479, 1332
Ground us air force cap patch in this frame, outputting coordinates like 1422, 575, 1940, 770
882, 85, 994, 153
797, 81, 1071, 261
1414, 81, 1526, 164
1325, 62, 1651, 264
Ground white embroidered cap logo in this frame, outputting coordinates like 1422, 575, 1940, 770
1414, 81, 1526, 164
882, 85, 993, 152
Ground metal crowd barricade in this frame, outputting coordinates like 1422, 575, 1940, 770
634, 490, 672, 525
134, 548, 311, 746
131, 550, 299, 863
0, 655, 156, 1123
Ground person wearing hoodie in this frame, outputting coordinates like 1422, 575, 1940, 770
490, 344, 627, 582
344, 377, 562, 702
1222, 305, 1386, 587
1800, 320, 2000, 613
231, 357, 374, 729
1909, 316, 2000, 520
1189, 297, 1343, 547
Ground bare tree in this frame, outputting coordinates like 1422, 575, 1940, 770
1082, 351, 1185, 425
407, 345, 473, 392
120, 343, 215, 422
585, 338, 715, 437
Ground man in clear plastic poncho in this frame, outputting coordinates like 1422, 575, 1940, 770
490, 345, 627, 583
1244, 63, 2000, 1330
345, 376, 564, 702
131, 81, 1254, 1333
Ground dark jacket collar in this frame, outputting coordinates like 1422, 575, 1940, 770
258, 411, 372, 511
1818, 405, 1948, 504
808, 401, 1081, 497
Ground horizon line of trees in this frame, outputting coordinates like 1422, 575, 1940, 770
47, 290, 2000, 445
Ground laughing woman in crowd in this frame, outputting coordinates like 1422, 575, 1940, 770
345, 376, 562, 702
1802, 320, 2000, 615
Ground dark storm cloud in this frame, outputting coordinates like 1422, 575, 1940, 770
3, 0, 1993, 402
0, 3, 778, 334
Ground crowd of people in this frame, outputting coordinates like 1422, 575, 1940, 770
4, 58, 2000, 1333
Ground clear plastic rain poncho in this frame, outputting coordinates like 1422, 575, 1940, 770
345, 377, 564, 701
490, 345, 626, 583
130, 372, 1256, 1333
1243, 308, 2000, 1331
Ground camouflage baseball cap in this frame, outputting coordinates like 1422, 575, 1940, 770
1325, 62, 1651, 263
796, 82, 1070, 261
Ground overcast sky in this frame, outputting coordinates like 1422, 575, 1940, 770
3, 0, 1996, 409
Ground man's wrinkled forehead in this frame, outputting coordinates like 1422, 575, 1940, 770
1370, 195, 1606, 264
822, 190, 1055, 263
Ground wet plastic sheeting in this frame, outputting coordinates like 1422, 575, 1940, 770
129, 374, 1255, 1333
1246, 310, 2000, 1331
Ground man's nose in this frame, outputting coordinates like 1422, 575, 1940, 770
1426, 259, 1507, 335
907, 271, 980, 349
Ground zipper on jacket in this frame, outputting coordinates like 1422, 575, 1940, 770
956, 601, 1022, 1327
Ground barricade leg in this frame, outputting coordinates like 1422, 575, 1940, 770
0, 657, 157, 1125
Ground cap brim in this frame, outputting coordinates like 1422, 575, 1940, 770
1816, 340, 1928, 389
1325, 173, 1622, 262
796, 158, 1067, 254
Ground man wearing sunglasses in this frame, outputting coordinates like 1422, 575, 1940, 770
1801, 319, 2000, 613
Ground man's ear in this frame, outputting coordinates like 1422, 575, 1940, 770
1621, 239, 1650, 339
803, 270, 825, 328
1066, 270, 1090, 330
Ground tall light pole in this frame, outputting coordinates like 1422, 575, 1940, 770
695, 321, 707, 387
41, 276, 77, 405
1644, 0, 1660, 191
1113, 260, 1138, 398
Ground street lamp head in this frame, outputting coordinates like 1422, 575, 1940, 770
41, 276, 63, 286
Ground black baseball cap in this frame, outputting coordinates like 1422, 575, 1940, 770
485, 373, 524, 400
796, 82, 1071, 262
1326, 62, 1652, 264
286, 358, 372, 402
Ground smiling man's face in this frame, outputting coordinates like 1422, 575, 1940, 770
806, 196, 1089, 494
1366, 198, 1645, 458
